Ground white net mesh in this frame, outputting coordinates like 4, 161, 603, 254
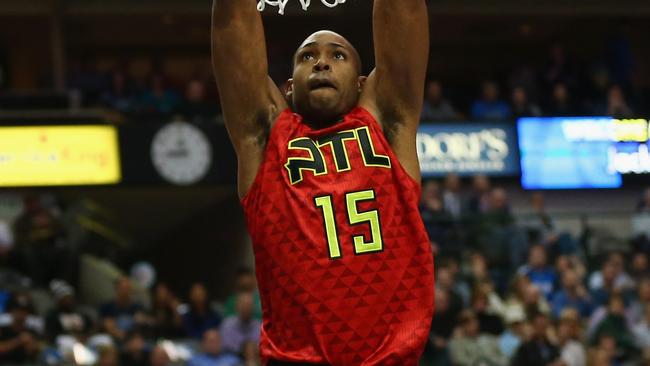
257, 0, 347, 15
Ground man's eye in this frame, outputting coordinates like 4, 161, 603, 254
334, 52, 346, 60
302, 53, 314, 61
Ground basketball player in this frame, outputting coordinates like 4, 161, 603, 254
212, 1, 434, 365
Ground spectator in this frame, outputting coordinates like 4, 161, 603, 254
220, 292, 261, 355
557, 315, 587, 366
637, 187, 650, 213
545, 82, 580, 116
632, 303, 650, 351
589, 296, 637, 355
630, 253, 649, 283
436, 264, 466, 313
188, 329, 242, 366
504, 275, 551, 319
44, 279, 93, 342
511, 311, 563, 366
223, 268, 262, 320
543, 44, 577, 91
466, 175, 492, 215
629, 277, 650, 325
182, 283, 222, 339
101, 69, 136, 114
149, 345, 171, 366
96, 345, 120, 366
177, 79, 219, 124
605, 85, 635, 118
427, 288, 458, 366
518, 245, 558, 301
551, 269, 594, 319
498, 305, 527, 359
0, 293, 40, 363
120, 330, 149, 366
150, 282, 183, 339
419, 180, 453, 254
471, 81, 512, 121
0, 218, 14, 265
12, 194, 69, 286
448, 310, 507, 366
138, 74, 181, 116
511, 86, 542, 119
470, 286, 504, 335
442, 174, 463, 221
420, 80, 460, 121
588, 252, 635, 295
99, 277, 148, 341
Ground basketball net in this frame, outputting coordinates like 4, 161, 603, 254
257, 0, 347, 15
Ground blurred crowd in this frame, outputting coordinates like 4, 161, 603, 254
419, 176, 650, 366
0, 184, 649, 365
51, 39, 647, 125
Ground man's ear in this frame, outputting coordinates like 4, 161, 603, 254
285, 79, 294, 101
358, 76, 368, 92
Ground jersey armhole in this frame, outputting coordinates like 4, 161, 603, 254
353, 106, 423, 193
240, 107, 294, 205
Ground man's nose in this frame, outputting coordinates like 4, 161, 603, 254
313, 59, 331, 72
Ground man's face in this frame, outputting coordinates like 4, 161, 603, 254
289, 31, 363, 126
203, 329, 222, 356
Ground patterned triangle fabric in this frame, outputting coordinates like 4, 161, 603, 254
241, 107, 435, 366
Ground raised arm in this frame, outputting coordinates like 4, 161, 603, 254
359, 0, 430, 181
212, 0, 287, 197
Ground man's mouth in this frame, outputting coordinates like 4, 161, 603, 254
309, 78, 337, 91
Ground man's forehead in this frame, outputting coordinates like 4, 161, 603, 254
299, 31, 351, 50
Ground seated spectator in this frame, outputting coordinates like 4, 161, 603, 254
448, 310, 508, 366
498, 305, 527, 359
0, 218, 14, 266
470, 287, 504, 335
150, 282, 183, 339
629, 277, 650, 324
637, 187, 650, 213
511, 311, 562, 366
465, 175, 492, 215
632, 304, 650, 351
551, 268, 594, 319
138, 74, 181, 116
220, 292, 261, 355
99, 277, 148, 342
120, 330, 149, 366
188, 329, 242, 366
150, 345, 171, 366
0, 293, 40, 363
177, 79, 219, 124
97, 345, 120, 366
589, 252, 635, 302
605, 85, 635, 118
471, 81, 512, 121
630, 253, 649, 283
101, 69, 136, 114
517, 244, 558, 301
557, 313, 587, 366
436, 259, 470, 309
182, 283, 222, 339
420, 80, 460, 121
504, 275, 551, 318
442, 174, 463, 221
419, 180, 453, 254
545, 82, 580, 116
427, 288, 458, 366
223, 268, 262, 320
45, 280, 93, 342
511, 86, 542, 119
589, 295, 637, 355
12, 194, 69, 286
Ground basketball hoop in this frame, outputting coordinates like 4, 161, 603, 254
257, 0, 347, 15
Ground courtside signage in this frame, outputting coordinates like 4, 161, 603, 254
416, 123, 519, 177
0, 125, 121, 186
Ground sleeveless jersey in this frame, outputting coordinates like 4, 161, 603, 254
241, 107, 434, 366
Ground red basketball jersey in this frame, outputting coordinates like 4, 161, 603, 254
241, 107, 434, 366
